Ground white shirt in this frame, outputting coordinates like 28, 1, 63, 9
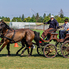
62, 23, 69, 30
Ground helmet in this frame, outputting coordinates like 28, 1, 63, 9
50, 15, 54, 18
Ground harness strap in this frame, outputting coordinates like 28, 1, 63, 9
11, 30, 15, 41
1, 30, 16, 43
3, 36, 16, 43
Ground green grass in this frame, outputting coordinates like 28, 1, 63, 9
0, 44, 69, 69
0, 30, 69, 69
33, 29, 44, 37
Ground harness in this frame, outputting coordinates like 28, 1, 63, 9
0, 29, 16, 43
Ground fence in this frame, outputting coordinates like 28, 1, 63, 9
9, 22, 49, 30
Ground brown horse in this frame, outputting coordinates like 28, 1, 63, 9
0, 20, 40, 56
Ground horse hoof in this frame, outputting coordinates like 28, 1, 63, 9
21, 54, 23, 56
28, 54, 31, 57
28, 55, 31, 57
6, 55, 9, 57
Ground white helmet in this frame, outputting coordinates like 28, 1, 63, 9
50, 15, 54, 18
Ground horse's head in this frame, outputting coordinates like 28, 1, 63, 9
0, 21, 5, 31
0, 21, 5, 36
0, 20, 12, 35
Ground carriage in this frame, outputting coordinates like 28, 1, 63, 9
0, 20, 69, 58
37, 31, 69, 58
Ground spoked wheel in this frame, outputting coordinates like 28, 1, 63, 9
37, 46, 44, 56
56, 42, 63, 56
43, 44, 57, 58
61, 41, 69, 58
37, 42, 48, 56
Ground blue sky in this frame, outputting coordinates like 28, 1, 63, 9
0, 0, 69, 19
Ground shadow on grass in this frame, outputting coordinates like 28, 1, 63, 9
56, 54, 63, 57
0, 54, 63, 58
0, 53, 44, 57
0, 54, 21, 57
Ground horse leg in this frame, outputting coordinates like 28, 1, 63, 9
27, 48, 29, 55
0, 38, 4, 46
16, 46, 24, 55
21, 47, 28, 56
26, 41, 33, 56
6, 43, 10, 56
29, 46, 33, 56
25, 43, 30, 55
0, 41, 8, 52
16, 42, 25, 55
34, 38, 40, 47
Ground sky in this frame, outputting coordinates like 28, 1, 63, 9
0, 0, 69, 19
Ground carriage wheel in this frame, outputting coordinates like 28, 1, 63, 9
37, 42, 48, 56
43, 44, 57, 58
55, 42, 63, 56
37, 46, 44, 56
61, 41, 69, 58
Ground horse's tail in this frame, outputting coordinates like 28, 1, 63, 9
33, 31, 40, 47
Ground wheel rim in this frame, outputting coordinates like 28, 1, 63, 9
61, 41, 69, 58
43, 44, 57, 58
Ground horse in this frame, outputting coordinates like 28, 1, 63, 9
0, 20, 40, 56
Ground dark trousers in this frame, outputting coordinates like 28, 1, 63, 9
59, 30, 68, 39
46, 34, 51, 40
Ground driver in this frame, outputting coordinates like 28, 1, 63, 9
41, 15, 59, 40
44, 15, 59, 29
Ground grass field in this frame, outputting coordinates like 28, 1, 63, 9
0, 30, 69, 69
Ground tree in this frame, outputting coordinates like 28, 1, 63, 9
54, 15, 59, 19
12, 17, 22, 22
43, 16, 50, 22
48, 13, 51, 17
30, 14, 36, 22
56, 17, 61, 23
23, 18, 27, 22
23, 17, 31, 22
36, 13, 39, 22
59, 9, 64, 18
21, 14, 24, 21
2, 17, 10, 22
43, 13, 46, 19
26, 17, 31, 22
38, 16, 43, 22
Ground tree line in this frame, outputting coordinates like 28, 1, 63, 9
0, 9, 69, 23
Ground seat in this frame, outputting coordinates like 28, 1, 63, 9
50, 33, 58, 39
